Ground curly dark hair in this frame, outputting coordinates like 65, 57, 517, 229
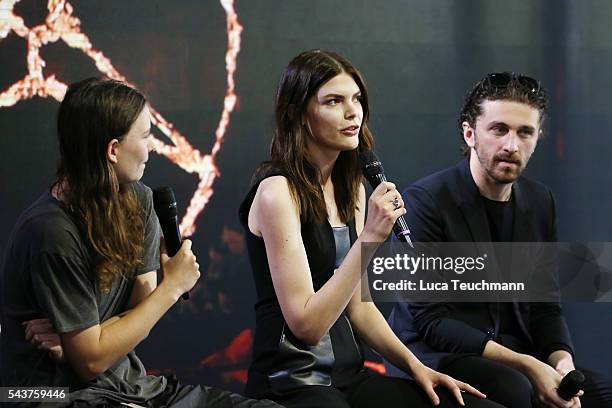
458, 72, 548, 157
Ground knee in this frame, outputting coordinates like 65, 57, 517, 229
488, 367, 533, 408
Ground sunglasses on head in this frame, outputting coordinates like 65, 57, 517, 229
485, 72, 540, 93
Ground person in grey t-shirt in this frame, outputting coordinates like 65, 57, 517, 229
0, 78, 279, 408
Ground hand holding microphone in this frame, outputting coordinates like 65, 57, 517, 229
361, 181, 406, 243
557, 370, 585, 401
527, 360, 583, 408
359, 150, 413, 247
153, 187, 199, 301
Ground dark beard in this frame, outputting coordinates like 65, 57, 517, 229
475, 146, 524, 184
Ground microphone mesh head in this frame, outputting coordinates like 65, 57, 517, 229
358, 150, 383, 181
567, 370, 585, 383
558, 369, 585, 400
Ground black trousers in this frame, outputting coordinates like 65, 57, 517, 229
440, 355, 612, 408
267, 369, 505, 408
70, 375, 282, 408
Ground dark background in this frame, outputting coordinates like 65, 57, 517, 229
1, 0, 610, 391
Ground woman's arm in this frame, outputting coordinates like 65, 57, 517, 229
24, 270, 158, 363
348, 300, 423, 371
347, 188, 425, 373
250, 177, 402, 345
346, 192, 485, 406
127, 271, 157, 308
59, 239, 199, 381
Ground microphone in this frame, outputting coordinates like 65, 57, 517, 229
557, 370, 585, 401
358, 150, 413, 247
153, 186, 189, 300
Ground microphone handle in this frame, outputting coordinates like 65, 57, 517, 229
163, 216, 182, 257
370, 173, 386, 187
366, 173, 410, 242
161, 216, 189, 300
393, 216, 412, 243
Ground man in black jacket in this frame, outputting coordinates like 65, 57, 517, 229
385, 73, 612, 408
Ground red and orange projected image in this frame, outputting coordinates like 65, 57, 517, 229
0, 0, 243, 236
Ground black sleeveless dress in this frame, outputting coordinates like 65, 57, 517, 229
239, 172, 365, 399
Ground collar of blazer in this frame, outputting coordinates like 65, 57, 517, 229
454, 158, 535, 243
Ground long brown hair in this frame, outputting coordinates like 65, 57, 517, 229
264, 49, 374, 224
54, 78, 146, 292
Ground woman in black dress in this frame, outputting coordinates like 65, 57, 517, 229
239, 50, 503, 408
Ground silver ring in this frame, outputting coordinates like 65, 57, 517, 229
392, 197, 400, 210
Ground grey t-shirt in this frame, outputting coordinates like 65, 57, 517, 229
1, 181, 164, 405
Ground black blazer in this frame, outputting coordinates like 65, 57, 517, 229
385, 159, 574, 376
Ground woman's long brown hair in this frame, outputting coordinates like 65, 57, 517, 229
262, 49, 374, 224
54, 78, 146, 292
